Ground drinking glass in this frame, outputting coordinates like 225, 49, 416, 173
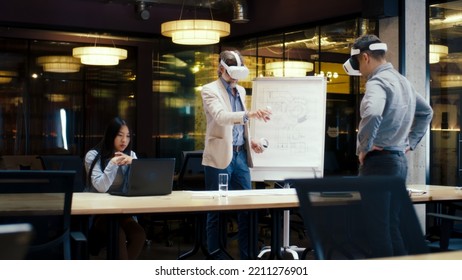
218, 173, 228, 197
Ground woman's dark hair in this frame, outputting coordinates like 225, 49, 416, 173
88, 117, 133, 187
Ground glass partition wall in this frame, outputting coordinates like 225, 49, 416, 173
429, 0, 462, 186
0, 37, 136, 158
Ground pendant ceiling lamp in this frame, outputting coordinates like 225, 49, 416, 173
0, 70, 17, 84
37, 56, 81, 73
266, 61, 314, 77
72, 36, 127, 66
429, 44, 448, 64
161, 0, 230, 45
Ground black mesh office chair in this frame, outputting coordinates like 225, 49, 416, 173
427, 202, 462, 251
290, 176, 429, 260
176, 150, 205, 191
0, 170, 86, 259
38, 155, 86, 192
0, 155, 43, 170
141, 151, 205, 250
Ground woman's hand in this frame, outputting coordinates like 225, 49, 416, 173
111, 152, 133, 166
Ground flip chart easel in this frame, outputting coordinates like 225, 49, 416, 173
249, 76, 327, 259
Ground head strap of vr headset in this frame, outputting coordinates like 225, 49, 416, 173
221, 51, 243, 67
350, 42, 387, 57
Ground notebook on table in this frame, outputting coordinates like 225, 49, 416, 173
109, 158, 176, 196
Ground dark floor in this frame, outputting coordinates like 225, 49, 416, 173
90, 211, 313, 260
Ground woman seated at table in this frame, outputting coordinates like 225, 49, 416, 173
85, 117, 146, 260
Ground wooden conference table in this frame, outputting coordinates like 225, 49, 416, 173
377, 250, 462, 260
70, 184, 462, 216
70, 185, 462, 259
72, 188, 299, 259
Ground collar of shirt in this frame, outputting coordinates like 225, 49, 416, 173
367, 62, 393, 80
220, 76, 234, 94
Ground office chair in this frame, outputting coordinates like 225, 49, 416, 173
0, 170, 87, 259
38, 155, 85, 192
0, 155, 43, 170
427, 202, 462, 251
142, 151, 205, 250
291, 176, 429, 260
0, 223, 33, 260
176, 150, 205, 191
38, 155, 86, 192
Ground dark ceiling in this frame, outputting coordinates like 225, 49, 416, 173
0, 0, 363, 40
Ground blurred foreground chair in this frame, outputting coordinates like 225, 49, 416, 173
0, 223, 33, 259
0, 170, 87, 259
290, 176, 429, 259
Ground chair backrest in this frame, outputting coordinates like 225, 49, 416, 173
289, 176, 428, 259
0, 155, 43, 170
38, 155, 85, 192
176, 150, 205, 190
0, 170, 75, 259
0, 223, 33, 260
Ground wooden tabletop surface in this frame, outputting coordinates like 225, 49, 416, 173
2, 185, 461, 216
70, 185, 462, 215
376, 250, 462, 260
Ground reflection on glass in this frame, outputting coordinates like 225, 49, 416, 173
429, 1, 462, 186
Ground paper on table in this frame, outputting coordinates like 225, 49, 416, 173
407, 188, 427, 194
186, 188, 296, 198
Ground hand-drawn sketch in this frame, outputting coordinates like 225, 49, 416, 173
250, 77, 326, 181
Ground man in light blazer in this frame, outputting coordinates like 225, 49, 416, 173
201, 50, 271, 259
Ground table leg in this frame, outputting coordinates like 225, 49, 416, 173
177, 213, 210, 259
248, 210, 259, 260
257, 209, 282, 259
106, 215, 119, 260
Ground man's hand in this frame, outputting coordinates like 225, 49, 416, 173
248, 107, 272, 122
251, 139, 264, 153
358, 146, 383, 165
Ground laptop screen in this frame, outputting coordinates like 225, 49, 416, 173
111, 158, 175, 196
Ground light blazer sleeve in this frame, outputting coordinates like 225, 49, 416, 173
201, 80, 246, 126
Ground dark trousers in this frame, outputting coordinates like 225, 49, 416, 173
359, 152, 408, 258
204, 149, 251, 259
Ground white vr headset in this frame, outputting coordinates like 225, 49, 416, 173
220, 51, 249, 80
342, 42, 388, 76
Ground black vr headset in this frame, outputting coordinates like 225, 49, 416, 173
343, 42, 388, 76
220, 51, 249, 80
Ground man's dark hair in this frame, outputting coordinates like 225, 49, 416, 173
353, 34, 386, 60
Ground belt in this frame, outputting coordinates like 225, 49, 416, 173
366, 150, 404, 158
233, 145, 245, 152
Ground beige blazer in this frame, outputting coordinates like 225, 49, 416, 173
201, 79, 253, 169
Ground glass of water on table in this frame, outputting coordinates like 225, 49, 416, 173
218, 173, 228, 197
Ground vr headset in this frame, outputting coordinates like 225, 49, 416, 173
342, 42, 388, 76
220, 51, 249, 80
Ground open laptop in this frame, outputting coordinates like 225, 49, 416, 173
110, 158, 175, 196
